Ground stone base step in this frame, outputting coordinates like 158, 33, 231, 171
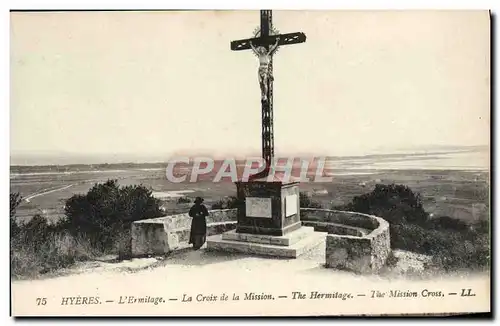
206, 230, 327, 259
221, 226, 315, 247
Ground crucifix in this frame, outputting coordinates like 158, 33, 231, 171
231, 10, 306, 178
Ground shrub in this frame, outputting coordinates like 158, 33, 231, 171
299, 192, 322, 208
211, 201, 224, 209
10, 192, 22, 238
341, 183, 490, 272
471, 219, 489, 234
11, 229, 98, 279
10, 192, 22, 218
10, 181, 164, 278
177, 196, 191, 204
10, 207, 99, 279
22, 214, 53, 246
59, 179, 163, 252
343, 183, 429, 225
212, 196, 242, 210
385, 251, 399, 267
428, 215, 469, 231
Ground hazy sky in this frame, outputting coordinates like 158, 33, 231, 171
10, 10, 490, 159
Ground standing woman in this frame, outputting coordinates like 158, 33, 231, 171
188, 197, 209, 250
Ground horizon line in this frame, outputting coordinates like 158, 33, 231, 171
9, 145, 489, 167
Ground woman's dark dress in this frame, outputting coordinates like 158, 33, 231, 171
188, 204, 209, 249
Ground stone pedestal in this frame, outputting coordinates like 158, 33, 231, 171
235, 177, 301, 236
206, 176, 325, 258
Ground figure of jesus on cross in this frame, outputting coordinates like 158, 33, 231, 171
231, 10, 306, 175
250, 37, 280, 102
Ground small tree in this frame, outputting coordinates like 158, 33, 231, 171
299, 192, 322, 208
341, 183, 490, 271
61, 179, 163, 252
212, 196, 242, 209
344, 183, 428, 225
10, 192, 22, 218
10, 192, 22, 238
22, 214, 52, 246
177, 196, 191, 204
430, 215, 469, 231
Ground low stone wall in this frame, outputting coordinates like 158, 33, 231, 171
301, 221, 363, 237
301, 208, 379, 230
130, 207, 391, 274
131, 209, 237, 256
300, 208, 391, 273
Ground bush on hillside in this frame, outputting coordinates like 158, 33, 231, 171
10, 192, 22, 238
10, 196, 97, 279
428, 215, 469, 231
11, 226, 97, 279
342, 183, 428, 225
341, 183, 490, 271
471, 219, 490, 234
299, 192, 322, 208
177, 196, 191, 204
212, 196, 242, 210
11, 181, 164, 278
10, 192, 22, 218
59, 179, 163, 252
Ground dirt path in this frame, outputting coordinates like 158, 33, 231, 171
11, 246, 490, 316
23, 176, 121, 203
24, 184, 75, 202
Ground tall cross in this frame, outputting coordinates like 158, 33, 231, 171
231, 10, 306, 177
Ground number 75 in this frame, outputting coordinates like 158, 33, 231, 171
36, 298, 47, 306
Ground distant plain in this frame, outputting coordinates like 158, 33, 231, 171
10, 148, 490, 224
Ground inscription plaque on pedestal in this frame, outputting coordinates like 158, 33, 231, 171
235, 179, 301, 236
246, 197, 272, 218
285, 194, 298, 217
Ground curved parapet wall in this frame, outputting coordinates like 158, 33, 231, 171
131, 207, 391, 273
300, 208, 391, 273
132, 209, 238, 256
301, 208, 379, 230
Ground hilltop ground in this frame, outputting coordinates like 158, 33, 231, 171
11, 241, 490, 316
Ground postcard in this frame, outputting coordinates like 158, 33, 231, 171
10, 9, 490, 317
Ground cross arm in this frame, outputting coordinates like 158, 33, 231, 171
230, 32, 306, 51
